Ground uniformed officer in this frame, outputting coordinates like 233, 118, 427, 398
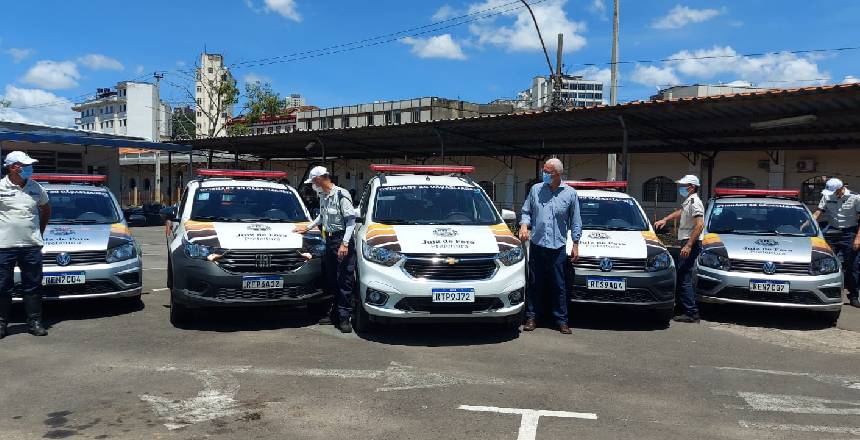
294, 166, 357, 333
655, 175, 705, 323
0, 151, 51, 338
813, 178, 860, 308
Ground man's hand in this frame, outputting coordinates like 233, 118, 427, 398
680, 244, 692, 258
854, 237, 860, 251
293, 225, 309, 234
337, 243, 349, 260
654, 219, 667, 230
569, 243, 579, 262
518, 224, 530, 242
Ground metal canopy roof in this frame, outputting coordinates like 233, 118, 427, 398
189, 84, 860, 159
0, 121, 191, 152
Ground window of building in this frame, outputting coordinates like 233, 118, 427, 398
384, 112, 392, 125
256, 128, 264, 135
196, 123, 202, 129
276, 125, 282, 133
144, 178, 151, 191
196, 98, 202, 105
128, 178, 136, 189
412, 109, 420, 123
366, 114, 374, 126
343, 117, 350, 128
801, 175, 829, 205
267, 126, 274, 134
716, 176, 756, 189
196, 86, 202, 93
393, 110, 402, 124
207, 67, 213, 73
643, 176, 678, 203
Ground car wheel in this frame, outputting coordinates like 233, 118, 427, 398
169, 290, 191, 327
166, 257, 173, 288
654, 308, 674, 329
352, 301, 376, 333
819, 309, 841, 327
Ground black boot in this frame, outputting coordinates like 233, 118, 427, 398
22, 293, 47, 336
0, 295, 10, 339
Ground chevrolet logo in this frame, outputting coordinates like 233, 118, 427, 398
445, 257, 459, 265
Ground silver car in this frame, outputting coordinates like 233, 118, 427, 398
694, 189, 843, 324
13, 175, 143, 303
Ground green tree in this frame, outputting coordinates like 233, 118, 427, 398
243, 81, 283, 123
0, 99, 10, 108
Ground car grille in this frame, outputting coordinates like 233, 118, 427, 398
13, 281, 119, 298
702, 287, 825, 305
214, 284, 318, 301
568, 285, 658, 303
217, 250, 307, 274
574, 256, 647, 272
402, 255, 497, 281
729, 259, 810, 275
394, 297, 504, 314
42, 250, 106, 266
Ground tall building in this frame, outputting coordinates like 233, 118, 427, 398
652, 83, 768, 100
195, 53, 234, 138
73, 81, 171, 141
286, 93, 305, 108
522, 75, 604, 110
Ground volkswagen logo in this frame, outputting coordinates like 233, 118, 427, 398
248, 224, 272, 232
255, 254, 273, 268
599, 257, 613, 272
762, 261, 777, 275
588, 231, 610, 240
56, 252, 72, 267
755, 238, 779, 247
433, 228, 458, 238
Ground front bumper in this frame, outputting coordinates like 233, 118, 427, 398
12, 258, 143, 301
694, 265, 843, 311
357, 257, 526, 322
170, 249, 327, 309
567, 265, 676, 309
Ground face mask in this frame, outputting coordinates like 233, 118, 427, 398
312, 184, 322, 194
19, 165, 33, 180
542, 172, 553, 185
678, 186, 689, 198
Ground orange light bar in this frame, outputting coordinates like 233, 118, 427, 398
32, 174, 107, 184
197, 169, 287, 179
370, 164, 475, 174
565, 180, 628, 190
714, 188, 799, 198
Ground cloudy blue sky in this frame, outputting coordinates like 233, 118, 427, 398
1, 0, 858, 127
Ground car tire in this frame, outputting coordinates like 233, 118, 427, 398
166, 257, 173, 289
654, 308, 674, 329
169, 290, 191, 327
819, 309, 841, 327
352, 301, 376, 333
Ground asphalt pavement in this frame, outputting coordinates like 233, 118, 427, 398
0, 226, 858, 440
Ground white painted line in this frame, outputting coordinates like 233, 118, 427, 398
739, 420, 860, 436
737, 392, 860, 415
694, 366, 860, 390
142, 267, 167, 271
150, 288, 168, 292
140, 368, 242, 430
459, 405, 597, 440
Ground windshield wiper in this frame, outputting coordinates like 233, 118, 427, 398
58, 219, 102, 224
238, 217, 297, 223
191, 215, 235, 222
378, 219, 418, 225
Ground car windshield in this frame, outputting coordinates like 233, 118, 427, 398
708, 201, 818, 236
580, 196, 649, 231
373, 185, 499, 225
47, 189, 121, 224
190, 186, 308, 222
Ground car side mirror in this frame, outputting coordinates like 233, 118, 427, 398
501, 209, 517, 222
128, 214, 147, 227
160, 206, 177, 221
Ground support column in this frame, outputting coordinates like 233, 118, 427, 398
768, 150, 786, 189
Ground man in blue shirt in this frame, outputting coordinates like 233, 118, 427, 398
518, 158, 582, 334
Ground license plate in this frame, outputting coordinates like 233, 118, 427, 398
43, 271, 86, 285
587, 276, 626, 291
242, 276, 283, 290
432, 288, 475, 303
749, 280, 789, 293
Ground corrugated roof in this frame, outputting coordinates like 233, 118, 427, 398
0, 121, 190, 152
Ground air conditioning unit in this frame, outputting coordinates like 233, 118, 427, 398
795, 159, 817, 172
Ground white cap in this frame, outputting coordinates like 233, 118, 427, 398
304, 166, 328, 184
821, 177, 844, 196
3, 151, 38, 167
676, 175, 700, 187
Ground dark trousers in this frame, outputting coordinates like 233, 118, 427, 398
834, 226, 859, 299
323, 231, 356, 321
0, 246, 44, 324
676, 241, 701, 318
526, 243, 568, 325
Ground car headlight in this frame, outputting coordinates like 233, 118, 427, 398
646, 251, 672, 272
361, 241, 402, 266
183, 239, 224, 261
303, 234, 325, 258
496, 246, 524, 266
698, 251, 730, 270
107, 242, 137, 263
811, 256, 839, 275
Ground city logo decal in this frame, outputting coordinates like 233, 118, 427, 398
588, 231, 610, 240
247, 224, 272, 232
433, 227, 459, 238
51, 226, 75, 236
754, 238, 779, 247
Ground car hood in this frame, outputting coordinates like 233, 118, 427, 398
567, 230, 665, 258
702, 233, 833, 263
184, 221, 307, 250
363, 223, 520, 255
43, 223, 131, 252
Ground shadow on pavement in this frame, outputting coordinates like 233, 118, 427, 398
4, 297, 144, 335
357, 322, 521, 347
699, 303, 838, 330
169, 305, 322, 332
567, 305, 671, 331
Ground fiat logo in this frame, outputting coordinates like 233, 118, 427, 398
762, 261, 777, 275
56, 252, 72, 267
599, 257, 613, 272
433, 228, 458, 238
255, 254, 273, 268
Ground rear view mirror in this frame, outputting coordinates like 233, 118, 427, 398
501, 209, 517, 222
128, 215, 147, 227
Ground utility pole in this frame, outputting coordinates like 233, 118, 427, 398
153, 72, 164, 204
553, 33, 564, 110
607, 0, 620, 180
519, 0, 558, 111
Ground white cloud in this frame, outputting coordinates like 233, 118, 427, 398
176, 60, 186, 67
6, 48, 33, 63
668, 46, 827, 86
0, 85, 76, 127
263, 0, 301, 22
467, 0, 586, 53
77, 53, 124, 70
135, 65, 145, 75
574, 66, 612, 102
631, 65, 681, 87
243, 73, 273, 85
401, 34, 467, 60
843, 75, 860, 84
21, 60, 81, 90
432, 5, 458, 21
588, 0, 607, 19
652, 4, 723, 29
